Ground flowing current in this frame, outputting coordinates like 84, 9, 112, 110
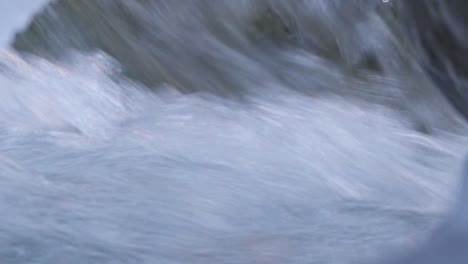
1, 1, 468, 263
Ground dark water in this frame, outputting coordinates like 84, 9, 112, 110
0, 1, 467, 263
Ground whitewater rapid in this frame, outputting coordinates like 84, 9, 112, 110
0, 1, 468, 263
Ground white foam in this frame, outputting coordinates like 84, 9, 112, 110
0, 53, 466, 262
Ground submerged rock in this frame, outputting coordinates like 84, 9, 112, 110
12, 1, 401, 95
13, 0, 167, 92
397, 0, 468, 120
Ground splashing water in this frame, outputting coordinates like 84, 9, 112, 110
1, 1, 468, 263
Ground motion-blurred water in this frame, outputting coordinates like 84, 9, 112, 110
1, 1, 467, 263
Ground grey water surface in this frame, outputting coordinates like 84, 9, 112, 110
1, 1, 468, 263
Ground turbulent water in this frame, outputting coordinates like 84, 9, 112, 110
1, 1, 468, 263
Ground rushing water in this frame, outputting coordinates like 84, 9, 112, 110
1, 1, 468, 263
